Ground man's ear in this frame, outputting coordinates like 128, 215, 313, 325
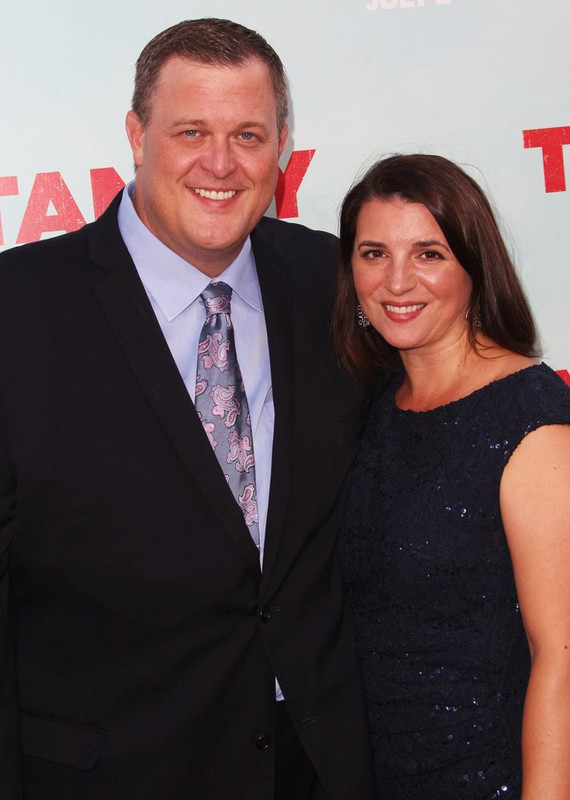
278, 123, 289, 158
125, 110, 145, 168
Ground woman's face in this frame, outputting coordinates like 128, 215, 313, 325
351, 196, 472, 356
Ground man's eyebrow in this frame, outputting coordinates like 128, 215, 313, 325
237, 121, 269, 129
170, 118, 207, 127
170, 119, 269, 127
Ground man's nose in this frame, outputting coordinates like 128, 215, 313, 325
200, 138, 237, 179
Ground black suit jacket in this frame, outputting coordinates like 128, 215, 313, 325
0, 195, 377, 799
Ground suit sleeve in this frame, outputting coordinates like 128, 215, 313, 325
0, 398, 21, 797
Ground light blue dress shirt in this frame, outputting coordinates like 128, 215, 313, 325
117, 182, 275, 563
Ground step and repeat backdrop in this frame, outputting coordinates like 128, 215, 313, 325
0, 0, 568, 375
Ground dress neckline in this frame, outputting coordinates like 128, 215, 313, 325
391, 362, 545, 415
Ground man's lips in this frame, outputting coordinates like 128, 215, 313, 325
193, 188, 238, 200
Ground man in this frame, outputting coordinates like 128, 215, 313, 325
0, 19, 376, 800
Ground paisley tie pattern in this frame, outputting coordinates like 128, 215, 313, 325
195, 282, 259, 546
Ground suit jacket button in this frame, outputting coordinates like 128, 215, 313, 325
254, 735, 272, 751
259, 607, 272, 623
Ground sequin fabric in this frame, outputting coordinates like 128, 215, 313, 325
339, 363, 570, 800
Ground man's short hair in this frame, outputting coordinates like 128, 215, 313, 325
132, 18, 289, 131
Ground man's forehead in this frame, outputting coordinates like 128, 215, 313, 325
158, 54, 272, 82
148, 55, 279, 123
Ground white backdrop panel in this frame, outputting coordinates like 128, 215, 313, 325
1, 0, 568, 372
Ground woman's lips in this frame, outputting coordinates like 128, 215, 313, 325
382, 303, 426, 322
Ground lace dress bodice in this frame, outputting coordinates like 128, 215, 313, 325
340, 363, 570, 799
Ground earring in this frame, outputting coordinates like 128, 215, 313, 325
356, 304, 370, 328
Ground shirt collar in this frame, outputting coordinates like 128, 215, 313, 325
117, 180, 262, 322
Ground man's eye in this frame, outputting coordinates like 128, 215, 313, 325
184, 130, 199, 138
239, 132, 255, 141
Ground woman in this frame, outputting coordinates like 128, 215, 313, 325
333, 154, 570, 800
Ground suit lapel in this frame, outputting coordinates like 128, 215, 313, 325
251, 224, 296, 588
87, 200, 261, 581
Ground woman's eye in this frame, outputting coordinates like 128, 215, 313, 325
420, 250, 444, 260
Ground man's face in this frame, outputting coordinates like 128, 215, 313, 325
126, 56, 288, 276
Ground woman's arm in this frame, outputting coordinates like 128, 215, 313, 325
501, 423, 570, 800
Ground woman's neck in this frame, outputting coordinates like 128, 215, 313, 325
396, 336, 535, 411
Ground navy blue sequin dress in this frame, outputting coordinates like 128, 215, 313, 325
339, 363, 570, 800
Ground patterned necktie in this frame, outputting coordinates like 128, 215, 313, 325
195, 282, 259, 547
